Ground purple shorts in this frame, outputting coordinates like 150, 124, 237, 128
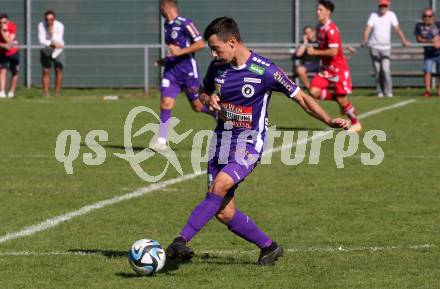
161, 69, 200, 102
207, 143, 260, 198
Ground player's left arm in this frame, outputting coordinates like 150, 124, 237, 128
169, 20, 205, 57
307, 46, 338, 57
293, 90, 349, 129
394, 25, 410, 47
269, 66, 348, 129
391, 13, 410, 47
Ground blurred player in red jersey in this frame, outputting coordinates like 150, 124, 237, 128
0, 13, 19, 98
307, 0, 362, 133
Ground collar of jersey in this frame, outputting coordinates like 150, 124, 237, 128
168, 15, 180, 24
320, 20, 332, 30
230, 51, 253, 70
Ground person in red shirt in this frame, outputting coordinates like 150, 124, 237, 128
306, 0, 362, 133
0, 13, 19, 98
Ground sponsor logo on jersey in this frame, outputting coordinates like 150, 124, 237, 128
273, 71, 294, 93
215, 78, 225, 84
244, 77, 262, 84
172, 27, 181, 31
241, 84, 255, 98
220, 103, 253, 129
249, 64, 265, 75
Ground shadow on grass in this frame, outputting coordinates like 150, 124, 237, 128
80, 143, 187, 153
69, 248, 127, 258
275, 126, 323, 131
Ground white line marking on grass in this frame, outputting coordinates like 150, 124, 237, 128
0, 100, 416, 245
0, 244, 435, 257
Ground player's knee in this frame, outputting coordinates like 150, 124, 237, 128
216, 207, 235, 223
160, 98, 174, 110
210, 179, 234, 197
309, 87, 321, 98
296, 65, 306, 75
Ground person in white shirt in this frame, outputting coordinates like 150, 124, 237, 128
362, 0, 410, 97
38, 10, 64, 97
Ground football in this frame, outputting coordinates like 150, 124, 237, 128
128, 239, 166, 276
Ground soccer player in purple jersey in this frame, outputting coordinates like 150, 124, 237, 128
165, 17, 349, 265
151, 0, 213, 152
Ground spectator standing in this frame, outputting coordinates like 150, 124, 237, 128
38, 10, 65, 97
0, 13, 19, 98
415, 8, 440, 98
362, 0, 410, 98
295, 26, 321, 89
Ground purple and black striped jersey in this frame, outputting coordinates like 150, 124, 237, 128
203, 52, 300, 153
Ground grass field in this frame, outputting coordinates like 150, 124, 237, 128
0, 88, 439, 289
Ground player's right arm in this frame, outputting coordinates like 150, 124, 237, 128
199, 60, 221, 111
38, 22, 51, 47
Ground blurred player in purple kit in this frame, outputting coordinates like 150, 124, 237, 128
151, 0, 213, 152
165, 17, 350, 265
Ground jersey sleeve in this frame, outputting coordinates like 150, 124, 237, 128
327, 26, 340, 48
202, 61, 217, 94
390, 12, 399, 27
414, 23, 422, 37
266, 64, 300, 99
184, 20, 202, 42
367, 13, 375, 27
8, 22, 17, 34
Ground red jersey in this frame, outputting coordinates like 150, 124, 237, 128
0, 21, 19, 56
317, 20, 348, 72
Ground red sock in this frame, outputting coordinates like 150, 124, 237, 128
343, 102, 358, 125
320, 89, 333, 100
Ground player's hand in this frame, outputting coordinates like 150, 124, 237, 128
208, 93, 222, 112
329, 118, 350, 130
306, 46, 316, 56
402, 40, 410, 48
360, 42, 368, 48
168, 44, 183, 57
303, 34, 309, 44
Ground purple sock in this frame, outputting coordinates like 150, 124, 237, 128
158, 108, 172, 141
179, 192, 224, 242
227, 209, 272, 249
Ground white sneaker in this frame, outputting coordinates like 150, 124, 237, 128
149, 142, 169, 153
348, 122, 363, 133
386, 93, 393, 98
377, 93, 384, 98
0, 91, 5, 98
7, 91, 14, 98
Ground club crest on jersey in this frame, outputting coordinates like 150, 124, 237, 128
241, 84, 255, 98
249, 64, 265, 75
171, 31, 178, 39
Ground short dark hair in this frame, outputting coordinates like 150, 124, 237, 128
318, 0, 335, 13
203, 16, 242, 42
303, 25, 314, 33
44, 10, 56, 18
0, 13, 9, 20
